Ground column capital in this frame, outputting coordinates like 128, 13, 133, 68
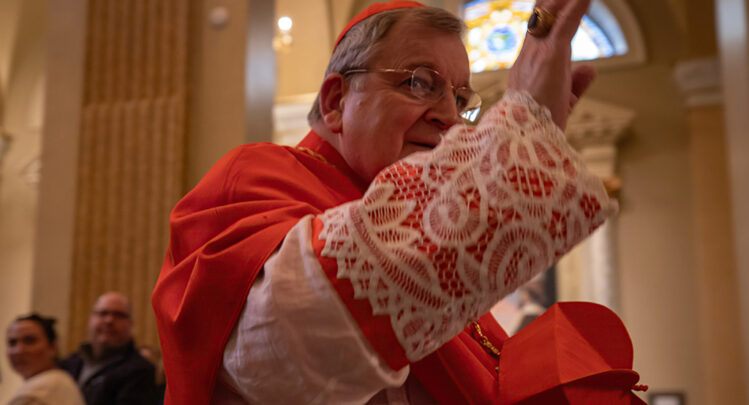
566, 97, 635, 149
565, 97, 634, 197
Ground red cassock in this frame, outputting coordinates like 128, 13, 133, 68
152, 132, 646, 405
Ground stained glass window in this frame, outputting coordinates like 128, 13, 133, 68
464, 0, 625, 73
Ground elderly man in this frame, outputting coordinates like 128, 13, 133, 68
61, 292, 158, 405
154, 1, 644, 404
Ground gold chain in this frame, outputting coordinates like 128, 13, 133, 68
297, 146, 335, 170
472, 321, 502, 359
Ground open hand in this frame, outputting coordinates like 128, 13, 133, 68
508, 0, 595, 130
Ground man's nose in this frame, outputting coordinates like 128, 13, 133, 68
97, 313, 115, 323
425, 91, 461, 130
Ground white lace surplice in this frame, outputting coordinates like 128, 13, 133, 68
218, 90, 617, 404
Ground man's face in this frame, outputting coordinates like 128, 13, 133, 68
338, 16, 472, 182
88, 293, 133, 351
6, 320, 57, 379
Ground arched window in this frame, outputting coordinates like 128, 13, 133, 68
464, 0, 638, 73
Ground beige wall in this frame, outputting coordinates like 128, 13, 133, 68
186, 0, 278, 189
0, 0, 22, 91
33, 0, 87, 359
598, 63, 704, 402
186, 0, 252, 188
587, 0, 707, 401
275, 0, 332, 99
0, 0, 47, 402
715, 0, 749, 400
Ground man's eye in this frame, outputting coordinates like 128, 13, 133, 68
399, 77, 414, 88
410, 76, 431, 90
456, 96, 468, 110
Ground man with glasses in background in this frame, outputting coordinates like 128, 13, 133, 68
154, 1, 646, 404
61, 292, 158, 405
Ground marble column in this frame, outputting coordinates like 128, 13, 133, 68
675, 56, 747, 405
715, 0, 749, 401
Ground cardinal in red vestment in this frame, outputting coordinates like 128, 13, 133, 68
153, 1, 647, 404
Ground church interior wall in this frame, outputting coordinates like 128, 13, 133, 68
0, 0, 745, 403
0, 0, 46, 401
186, 0, 253, 188
715, 0, 749, 400
583, 1, 705, 401
599, 63, 703, 402
274, 0, 332, 99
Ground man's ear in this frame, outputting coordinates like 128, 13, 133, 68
319, 73, 347, 134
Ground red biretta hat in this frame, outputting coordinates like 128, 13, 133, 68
498, 302, 648, 404
335, 1, 425, 47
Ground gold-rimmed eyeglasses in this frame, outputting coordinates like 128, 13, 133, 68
343, 66, 482, 122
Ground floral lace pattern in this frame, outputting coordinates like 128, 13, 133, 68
319, 90, 617, 361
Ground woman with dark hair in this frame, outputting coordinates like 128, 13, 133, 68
6, 314, 84, 405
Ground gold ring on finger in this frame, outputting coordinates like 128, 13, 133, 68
527, 7, 556, 38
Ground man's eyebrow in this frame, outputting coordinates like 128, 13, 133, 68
398, 61, 438, 70
397, 61, 472, 88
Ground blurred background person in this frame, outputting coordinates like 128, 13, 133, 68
6, 313, 84, 405
60, 292, 157, 405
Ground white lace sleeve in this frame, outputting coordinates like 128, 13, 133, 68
318, 90, 617, 362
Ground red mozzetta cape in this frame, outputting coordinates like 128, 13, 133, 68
152, 132, 509, 405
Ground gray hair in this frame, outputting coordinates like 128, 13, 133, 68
307, 6, 465, 124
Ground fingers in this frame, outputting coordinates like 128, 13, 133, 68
568, 94, 579, 115
508, 0, 593, 130
532, 0, 564, 16
568, 65, 596, 113
571, 64, 596, 99
560, 0, 593, 24
534, 0, 592, 41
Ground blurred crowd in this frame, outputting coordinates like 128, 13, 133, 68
5, 292, 165, 405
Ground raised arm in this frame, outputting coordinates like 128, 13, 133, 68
316, 88, 614, 367
220, 0, 611, 403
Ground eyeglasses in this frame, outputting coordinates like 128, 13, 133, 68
343, 66, 482, 122
92, 310, 130, 320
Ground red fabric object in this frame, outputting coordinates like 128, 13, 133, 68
152, 132, 362, 405
335, 1, 426, 48
498, 302, 647, 405
410, 314, 508, 405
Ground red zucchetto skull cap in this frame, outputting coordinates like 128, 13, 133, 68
335, 1, 426, 48
498, 302, 648, 404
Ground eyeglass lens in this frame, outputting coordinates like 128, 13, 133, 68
409, 67, 481, 119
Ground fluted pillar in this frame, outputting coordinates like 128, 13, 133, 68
66, 0, 189, 352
